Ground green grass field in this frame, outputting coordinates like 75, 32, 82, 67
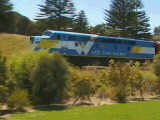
9, 101, 160, 120
0, 33, 31, 56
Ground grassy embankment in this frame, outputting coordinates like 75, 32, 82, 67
0, 33, 31, 57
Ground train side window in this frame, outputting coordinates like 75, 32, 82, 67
128, 47, 131, 51
75, 42, 78, 47
69, 35, 77, 41
114, 45, 118, 49
57, 34, 61, 40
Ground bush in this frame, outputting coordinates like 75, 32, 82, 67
95, 69, 109, 99
0, 85, 8, 103
70, 68, 96, 103
141, 71, 158, 94
0, 52, 8, 104
0, 51, 7, 85
31, 53, 70, 104
8, 89, 31, 111
8, 51, 70, 105
153, 55, 160, 93
7, 52, 39, 92
106, 87, 129, 103
107, 62, 132, 102
153, 55, 160, 76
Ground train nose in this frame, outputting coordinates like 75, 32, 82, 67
30, 36, 34, 44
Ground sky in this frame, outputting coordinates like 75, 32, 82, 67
11, 0, 160, 31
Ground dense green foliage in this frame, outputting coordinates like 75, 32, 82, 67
0, 0, 33, 34
37, 0, 76, 31
89, 24, 107, 36
31, 54, 70, 104
1, 50, 160, 111
0, 52, 8, 103
0, 52, 7, 85
0, 0, 13, 33
154, 26, 160, 36
7, 51, 70, 105
73, 10, 89, 33
105, 0, 151, 39
70, 69, 96, 103
7, 89, 31, 111
9, 101, 160, 120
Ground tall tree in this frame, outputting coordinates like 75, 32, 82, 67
0, 52, 7, 86
0, 0, 13, 32
38, 0, 76, 31
89, 24, 107, 35
105, 0, 151, 39
154, 26, 160, 36
73, 10, 89, 33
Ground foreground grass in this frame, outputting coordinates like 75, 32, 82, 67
0, 33, 31, 56
9, 101, 160, 120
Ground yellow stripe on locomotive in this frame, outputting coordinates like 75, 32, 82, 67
39, 40, 60, 49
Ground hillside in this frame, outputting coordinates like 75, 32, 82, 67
0, 33, 31, 56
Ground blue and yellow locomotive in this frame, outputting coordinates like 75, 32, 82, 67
30, 30, 159, 65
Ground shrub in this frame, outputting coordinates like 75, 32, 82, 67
0, 51, 7, 85
126, 62, 157, 99
8, 51, 70, 105
153, 55, 160, 76
31, 54, 70, 104
70, 68, 96, 103
0, 85, 8, 103
0, 52, 8, 104
7, 52, 39, 93
106, 87, 129, 103
153, 55, 160, 93
8, 89, 31, 111
95, 69, 109, 99
141, 71, 158, 94
107, 62, 132, 103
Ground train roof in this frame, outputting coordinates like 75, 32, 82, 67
45, 30, 154, 43
96, 36, 155, 43
46, 30, 98, 37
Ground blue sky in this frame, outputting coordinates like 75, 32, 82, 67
11, 0, 160, 31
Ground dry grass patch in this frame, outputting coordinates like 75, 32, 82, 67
0, 33, 31, 57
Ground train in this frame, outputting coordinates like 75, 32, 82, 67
30, 30, 160, 65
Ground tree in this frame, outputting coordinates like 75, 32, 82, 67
70, 68, 96, 104
37, 0, 76, 31
0, 52, 8, 103
105, 0, 151, 39
89, 24, 108, 35
154, 26, 160, 36
26, 21, 47, 36
0, 0, 13, 32
73, 10, 89, 33
13, 12, 32, 35
8, 89, 31, 111
31, 54, 70, 104
0, 52, 7, 85
107, 62, 131, 102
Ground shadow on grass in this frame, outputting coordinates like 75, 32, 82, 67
0, 109, 15, 117
129, 95, 160, 102
34, 104, 70, 112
